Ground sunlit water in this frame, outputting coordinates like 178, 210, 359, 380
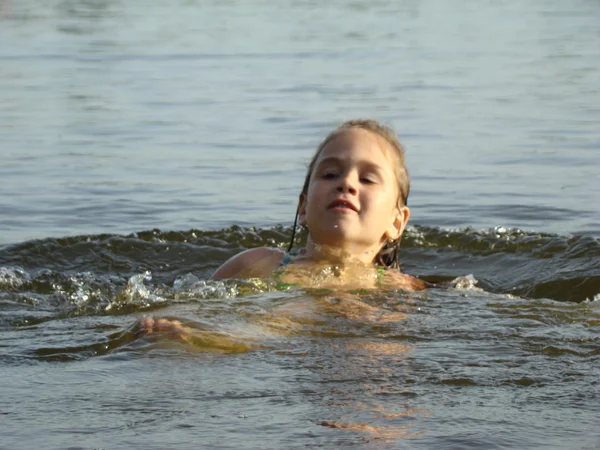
1, 0, 599, 448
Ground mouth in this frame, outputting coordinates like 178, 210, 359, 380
327, 199, 359, 213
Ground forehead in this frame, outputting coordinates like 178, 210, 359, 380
316, 128, 397, 168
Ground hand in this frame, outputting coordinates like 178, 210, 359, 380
137, 316, 192, 343
135, 316, 254, 353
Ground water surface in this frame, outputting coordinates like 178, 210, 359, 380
1, 1, 599, 448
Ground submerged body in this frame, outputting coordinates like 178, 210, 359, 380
212, 246, 427, 291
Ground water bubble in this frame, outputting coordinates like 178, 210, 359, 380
494, 226, 507, 235
173, 273, 201, 291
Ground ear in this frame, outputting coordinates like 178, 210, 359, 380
297, 193, 308, 226
385, 205, 410, 241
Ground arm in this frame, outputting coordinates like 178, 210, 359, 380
211, 247, 286, 280
135, 317, 255, 353
382, 269, 429, 291
126, 248, 286, 352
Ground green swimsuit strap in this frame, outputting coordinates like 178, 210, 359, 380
273, 251, 297, 289
376, 266, 386, 286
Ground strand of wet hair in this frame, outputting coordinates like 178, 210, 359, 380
287, 208, 300, 252
376, 240, 402, 270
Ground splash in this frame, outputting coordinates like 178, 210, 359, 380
451, 274, 480, 291
109, 271, 163, 310
0, 266, 28, 290
172, 273, 238, 299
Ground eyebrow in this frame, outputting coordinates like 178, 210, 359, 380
315, 156, 385, 173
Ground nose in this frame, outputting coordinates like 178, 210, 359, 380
336, 174, 357, 195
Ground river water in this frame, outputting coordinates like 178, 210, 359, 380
1, 1, 599, 449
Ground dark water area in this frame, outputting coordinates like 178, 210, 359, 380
1, 0, 600, 448
2, 225, 600, 307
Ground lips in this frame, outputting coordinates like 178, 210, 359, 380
327, 198, 359, 212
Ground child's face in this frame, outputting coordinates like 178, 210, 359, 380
298, 128, 409, 257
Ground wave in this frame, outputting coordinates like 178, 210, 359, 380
0, 225, 599, 308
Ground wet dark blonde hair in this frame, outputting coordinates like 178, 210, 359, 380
288, 119, 411, 269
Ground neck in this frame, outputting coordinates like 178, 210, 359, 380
300, 236, 381, 265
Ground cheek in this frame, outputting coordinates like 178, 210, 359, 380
367, 187, 396, 210
307, 181, 326, 204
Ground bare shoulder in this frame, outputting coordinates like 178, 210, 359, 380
382, 269, 428, 291
211, 247, 286, 280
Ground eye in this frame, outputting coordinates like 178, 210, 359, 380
321, 171, 338, 179
360, 175, 376, 184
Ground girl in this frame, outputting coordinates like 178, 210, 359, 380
137, 119, 427, 343
212, 119, 426, 291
